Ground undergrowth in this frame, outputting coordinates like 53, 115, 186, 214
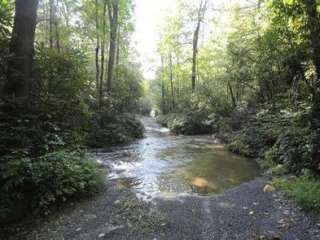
273, 170, 320, 212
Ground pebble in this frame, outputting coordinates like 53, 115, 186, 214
263, 184, 275, 193
98, 233, 106, 238
283, 210, 290, 215
76, 228, 81, 232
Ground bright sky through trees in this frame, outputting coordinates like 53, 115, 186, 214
132, 0, 252, 79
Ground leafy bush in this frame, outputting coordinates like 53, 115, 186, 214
0, 98, 88, 156
88, 111, 144, 147
156, 112, 213, 135
0, 47, 91, 156
0, 151, 105, 222
274, 170, 320, 212
227, 110, 293, 158
33, 47, 91, 100
265, 127, 314, 173
111, 65, 144, 113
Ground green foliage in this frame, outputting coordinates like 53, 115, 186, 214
227, 109, 290, 157
0, 0, 144, 225
0, 151, 105, 222
265, 127, 314, 173
274, 170, 320, 212
156, 112, 212, 135
33, 47, 91, 100
0, 98, 89, 157
111, 65, 144, 113
88, 111, 144, 147
0, 0, 13, 39
0, 0, 12, 91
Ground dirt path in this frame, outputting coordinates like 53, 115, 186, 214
1, 177, 319, 240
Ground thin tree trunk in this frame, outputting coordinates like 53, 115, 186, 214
4, 0, 39, 98
191, 21, 199, 91
49, 0, 54, 48
228, 81, 236, 108
95, 0, 100, 103
303, 0, 320, 122
169, 52, 175, 110
191, 0, 207, 91
54, 0, 60, 51
116, 25, 120, 80
106, 0, 119, 93
116, 26, 120, 67
99, 0, 107, 107
160, 56, 166, 113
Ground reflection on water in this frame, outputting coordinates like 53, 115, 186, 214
93, 117, 260, 198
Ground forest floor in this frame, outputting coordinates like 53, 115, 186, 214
1, 176, 319, 240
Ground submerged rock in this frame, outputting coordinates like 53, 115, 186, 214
191, 177, 209, 188
263, 184, 276, 193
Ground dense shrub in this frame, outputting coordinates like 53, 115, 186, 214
111, 65, 144, 113
0, 47, 101, 223
227, 110, 293, 158
265, 128, 314, 173
0, 151, 105, 222
274, 170, 320, 212
88, 111, 144, 147
0, 98, 88, 156
156, 112, 213, 135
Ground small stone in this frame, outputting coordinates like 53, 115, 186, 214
263, 184, 276, 193
249, 211, 254, 215
98, 233, 106, 238
76, 228, 81, 232
283, 210, 290, 215
114, 200, 120, 204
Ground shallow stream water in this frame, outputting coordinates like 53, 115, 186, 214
93, 117, 260, 198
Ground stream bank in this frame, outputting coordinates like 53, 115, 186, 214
1, 117, 319, 240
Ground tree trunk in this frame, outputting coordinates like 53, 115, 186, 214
54, 0, 60, 51
4, 0, 39, 98
191, 0, 207, 91
49, 0, 60, 50
228, 81, 236, 108
116, 25, 120, 80
303, 0, 320, 123
106, 0, 119, 93
116, 26, 120, 67
191, 21, 200, 91
49, 0, 54, 48
169, 52, 175, 110
161, 56, 166, 113
99, 0, 107, 108
95, 0, 100, 104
